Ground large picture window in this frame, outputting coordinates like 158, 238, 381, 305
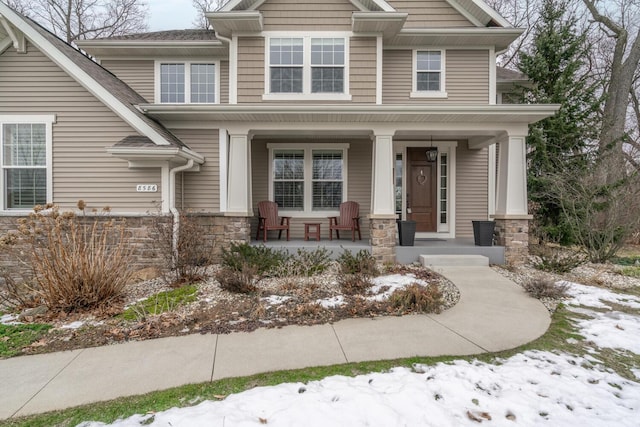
1, 122, 49, 210
266, 35, 349, 99
158, 62, 217, 104
269, 144, 348, 214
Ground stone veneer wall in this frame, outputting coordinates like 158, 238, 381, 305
0, 214, 251, 279
369, 218, 396, 264
494, 218, 530, 265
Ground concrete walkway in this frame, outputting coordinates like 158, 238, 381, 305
0, 266, 550, 420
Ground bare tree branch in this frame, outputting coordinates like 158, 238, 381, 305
192, 0, 224, 29
7, 0, 149, 43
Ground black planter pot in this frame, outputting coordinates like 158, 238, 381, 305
472, 220, 495, 246
397, 220, 417, 246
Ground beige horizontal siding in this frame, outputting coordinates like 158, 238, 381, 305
0, 42, 161, 213
387, 0, 474, 28
455, 141, 489, 237
220, 60, 229, 104
383, 49, 489, 104
237, 37, 265, 104
350, 37, 377, 104
100, 59, 154, 102
260, 0, 356, 31
250, 139, 372, 240
171, 128, 220, 212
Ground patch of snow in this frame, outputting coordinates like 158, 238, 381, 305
563, 281, 640, 310
80, 349, 640, 427
262, 295, 292, 306
573, 309, 640, 354
0, 313, 21, 325
60, 321, 85, 330
368, 274, 427, 302
316, 296, 345, 309
633, 369, 640, 381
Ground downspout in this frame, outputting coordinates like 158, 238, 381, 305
169, 159, 194, 263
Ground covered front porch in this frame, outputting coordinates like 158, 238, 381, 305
253, 237, 505, 265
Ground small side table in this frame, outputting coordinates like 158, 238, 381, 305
304, 222, 321, 241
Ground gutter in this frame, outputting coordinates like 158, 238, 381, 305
169, 159, 194, 264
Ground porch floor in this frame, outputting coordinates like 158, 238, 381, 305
252, 237, 505, 265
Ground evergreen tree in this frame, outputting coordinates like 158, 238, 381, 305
518, 0, 600, 243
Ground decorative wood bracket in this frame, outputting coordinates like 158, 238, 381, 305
0, 16, 26, 53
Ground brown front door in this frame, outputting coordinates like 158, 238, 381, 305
407, 147, 437, 232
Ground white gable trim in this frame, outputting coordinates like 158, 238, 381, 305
0, 4, 172, 146
468, 0, 511, 27
445, 0, 484, 27
222, 0, 395, 12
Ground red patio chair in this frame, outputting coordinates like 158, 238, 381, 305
328, 201, 362, 241
256, 201, 291, 242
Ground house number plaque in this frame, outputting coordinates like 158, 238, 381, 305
136, 184, 158, 192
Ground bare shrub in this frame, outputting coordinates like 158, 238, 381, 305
272, 248, 331, 277
338, 273, 373, 295
389, 283, 443, 313
215, 266, 258, 294
151, 212, 215, 287
10, 204, 132, 312
530, 244, 586, 273
0, 269, 39, 310
337, 250, 379, 276
523, 278, 569, 299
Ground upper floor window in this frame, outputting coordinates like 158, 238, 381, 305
265, 34, 351, 101
156, 61, 218, 104
0, 117, 53, 210
411, 50, 447, 99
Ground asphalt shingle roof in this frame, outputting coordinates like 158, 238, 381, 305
94, 29, 218, 41
21, 17, 188, 149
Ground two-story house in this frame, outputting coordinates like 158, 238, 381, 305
0, 0, 557, 265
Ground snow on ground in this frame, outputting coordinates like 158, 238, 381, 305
564, 282, 640, 353
0, 313, 20, 325
315, 295, 345, 309
368, 274, 427, 302
81, 282, 640, 427
261, 295, 292, 306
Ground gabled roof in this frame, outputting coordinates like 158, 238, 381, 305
0, 2, 203, 162
221, 0, 394, 12
220, 0, 510, 27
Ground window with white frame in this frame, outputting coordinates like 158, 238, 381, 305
311, 38, 344, 93
412, 50, 447, 98
1, 122, 48, 210
269, 144, 348, 214
269, 38, 304, 93
267, 35, 349, 98
158, 62, 217, 103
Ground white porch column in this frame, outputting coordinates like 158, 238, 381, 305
226, 131, 252, 216
495, 130, 528, 216
371, 133, 396, 216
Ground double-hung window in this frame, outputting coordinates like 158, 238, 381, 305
269, 144, 348, 214
269, 38, 304, 93
157, 61, 218, 103
411, 50, 447, 98
266, 35, 350, 100
1, 118, 52, 210
311, 38, 344, 93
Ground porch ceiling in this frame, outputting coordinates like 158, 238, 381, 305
140, 104, 559, 126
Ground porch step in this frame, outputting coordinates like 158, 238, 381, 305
420, 254, 489, 267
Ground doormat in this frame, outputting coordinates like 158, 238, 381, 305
416, 238, 446, 242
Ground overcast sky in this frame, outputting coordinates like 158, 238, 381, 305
148, 0, 199, 31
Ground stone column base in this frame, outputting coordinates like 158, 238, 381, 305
369, 218, 396, 264
494, 217, 530, 265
